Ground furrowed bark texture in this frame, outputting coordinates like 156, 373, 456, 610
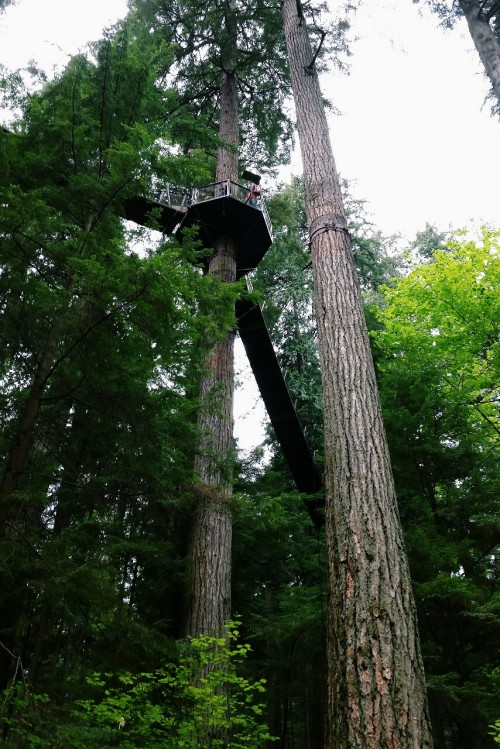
185, 245, 236, 637
281, 1, 433, 746
184, 1, 238, 638
459, 0, 500, 107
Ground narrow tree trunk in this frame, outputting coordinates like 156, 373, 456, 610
183, 0, 239, 638
281, 2, 433, 747
459, 0, 500, 107
0, 214, 96, 530
0, 326, 59, 525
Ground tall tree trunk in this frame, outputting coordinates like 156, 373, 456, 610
183, 0, 239, 638
459, 0, 500, 107
281, 2, 433, 747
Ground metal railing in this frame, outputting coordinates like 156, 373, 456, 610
158, 184, 191, 210
191, 180, 248, 203
156, 181, 273, 238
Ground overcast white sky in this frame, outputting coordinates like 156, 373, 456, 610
324, 2, 499, 240
1, 0, 499, 449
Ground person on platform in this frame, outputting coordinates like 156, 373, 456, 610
244, 183, 261, 207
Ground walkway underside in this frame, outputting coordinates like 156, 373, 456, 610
236, 298, 324, 526
124, 193, 324, 523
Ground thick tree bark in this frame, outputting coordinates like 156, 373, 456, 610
459, 0, 500, 107
184, 250, 235, 636
281, 2, 433, 747
183, 0, 239, 638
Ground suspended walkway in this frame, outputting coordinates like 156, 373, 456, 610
124, 180, 324, 516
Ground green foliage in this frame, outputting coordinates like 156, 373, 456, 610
232, 490, 326, 747
255, 180, 323, 458
1, 624, 275, 749
0, 8, 241, 717
1, 680, 51, 749
129, 0, 296, 172
372, 227, 500, 747
3, 1, 499, 747
408, 222, 450, 262
490, 717, 500, 743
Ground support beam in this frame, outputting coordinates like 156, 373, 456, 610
236, 298, 324, 525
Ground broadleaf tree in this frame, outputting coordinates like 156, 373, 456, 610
373, 227, 500, 748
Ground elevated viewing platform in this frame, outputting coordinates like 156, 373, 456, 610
124, 179, 273, 278
0, 128, 323, 508
124, 178, 324, 509
181, 180, 272, 236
